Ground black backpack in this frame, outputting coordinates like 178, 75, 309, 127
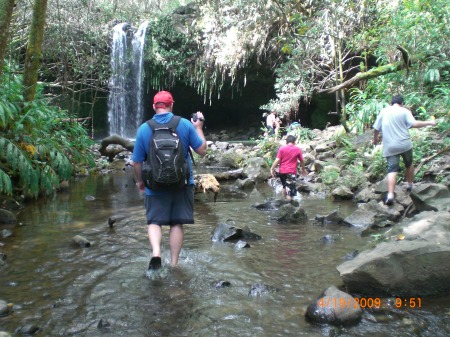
141, 115, 189, 190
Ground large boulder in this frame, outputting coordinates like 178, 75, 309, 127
337, 211, 450, 297
409, 183, 450, 212
242, 157, 271, 181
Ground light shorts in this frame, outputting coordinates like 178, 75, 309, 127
386, 149, 413, 173
145, 185, 194, 226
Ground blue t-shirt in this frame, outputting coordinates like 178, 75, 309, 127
132, 112, 204, 195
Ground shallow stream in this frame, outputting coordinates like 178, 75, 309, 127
0, 167, 449, 336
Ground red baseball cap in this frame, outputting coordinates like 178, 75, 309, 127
153, 91, 174, 108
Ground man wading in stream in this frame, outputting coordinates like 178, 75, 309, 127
132, 91, 207, 270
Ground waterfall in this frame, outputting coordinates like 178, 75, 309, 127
107, 21, 149, 139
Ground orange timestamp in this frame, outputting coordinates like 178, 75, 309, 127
394, 297, 422, 308
317, 297, 381, 309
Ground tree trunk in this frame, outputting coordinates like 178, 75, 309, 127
0, 0, 15, 84
22, 0, 48, 102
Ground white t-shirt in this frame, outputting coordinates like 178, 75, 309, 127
266, 113, 276, 128
373, 104, 416, 157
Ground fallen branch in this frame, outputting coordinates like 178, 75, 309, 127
414, 145, 450, 175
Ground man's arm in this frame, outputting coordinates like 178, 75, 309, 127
133, 162, 145, 192
299, 160, 307, 177
191, 111, 207, 156
411, 119, 436, 128
270, 158, 281, 177
373, 129, 381, 145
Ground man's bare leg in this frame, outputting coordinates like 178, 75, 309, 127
169, 224, 184, 266
148, 224, 162, 257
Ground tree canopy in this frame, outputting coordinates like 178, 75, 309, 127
1, 0, 450, 198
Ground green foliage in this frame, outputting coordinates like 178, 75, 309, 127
341, 164, 366, 190
345, 87, 389, 134
334, 136, 358, 166
286, 126, 315, 144
254, 126, 281, 167
320, 163, 366, 191
0, 67, 95, 197
145, 16, 201, 90
320, 167, 340, 188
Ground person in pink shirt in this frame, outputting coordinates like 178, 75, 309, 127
270, 135, 308, 200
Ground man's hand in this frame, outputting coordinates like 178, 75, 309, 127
136, 181, 145, 193
191, 111, 205, 129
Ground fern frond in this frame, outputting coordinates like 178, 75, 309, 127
0, 137, 39, 196
0, 168, 12, 196
0, 100, 19, 129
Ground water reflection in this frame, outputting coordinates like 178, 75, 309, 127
0, 168, 448, 336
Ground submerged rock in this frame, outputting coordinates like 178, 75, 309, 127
73, 235, 91, 248
211, 222, 261, 243
248, 283, 279, 297
235, 240, 251, 250
215, 281, 231, 289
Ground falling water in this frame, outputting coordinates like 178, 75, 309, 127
107, 21, 149, 139
130, 21, 149, 137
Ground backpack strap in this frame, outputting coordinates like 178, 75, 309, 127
147, 115, 181, 131
146, 115, 197, 166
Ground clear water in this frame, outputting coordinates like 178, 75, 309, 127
0, 167, 449, 336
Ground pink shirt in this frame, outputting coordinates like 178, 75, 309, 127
276, 144, 304, 174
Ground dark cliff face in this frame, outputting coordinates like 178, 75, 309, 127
142, 79, 277, 130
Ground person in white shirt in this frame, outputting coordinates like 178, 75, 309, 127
373, 95, 436, 205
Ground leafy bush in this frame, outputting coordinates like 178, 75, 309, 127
0, 68, 95, 197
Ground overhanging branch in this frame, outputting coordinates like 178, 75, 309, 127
317, 52, 429, 94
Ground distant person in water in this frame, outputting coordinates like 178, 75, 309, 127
372, 95, 436, 206
270, 135, 308, 200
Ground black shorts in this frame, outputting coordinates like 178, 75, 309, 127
279, 173, 297, 197
145, 185, 194, 226
386, 149, 413, 173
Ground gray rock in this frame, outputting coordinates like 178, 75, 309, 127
215, 281, 231, 289
235, 178, 255, 190
343, 209, 377, 230
276, 204, 307, 223
337, 211, 450, 297
242, 157, 271, 182
305, 286, 362, 326
248, 283, 279, 297
410, 183, 450, 212
0, 209, 16, 225
235, 240, 250, 250
331, 186, 354, 200
1, 229, 12, 238
73, 235, 91, 248
15, 324, 40, 335
211, 223, 242, 242
0, 301, 12, 317
315, 210, 343, 225
213, 169, 244, 181
321, 234, 341, 243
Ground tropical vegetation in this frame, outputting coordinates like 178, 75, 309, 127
1, 0, 450, 199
